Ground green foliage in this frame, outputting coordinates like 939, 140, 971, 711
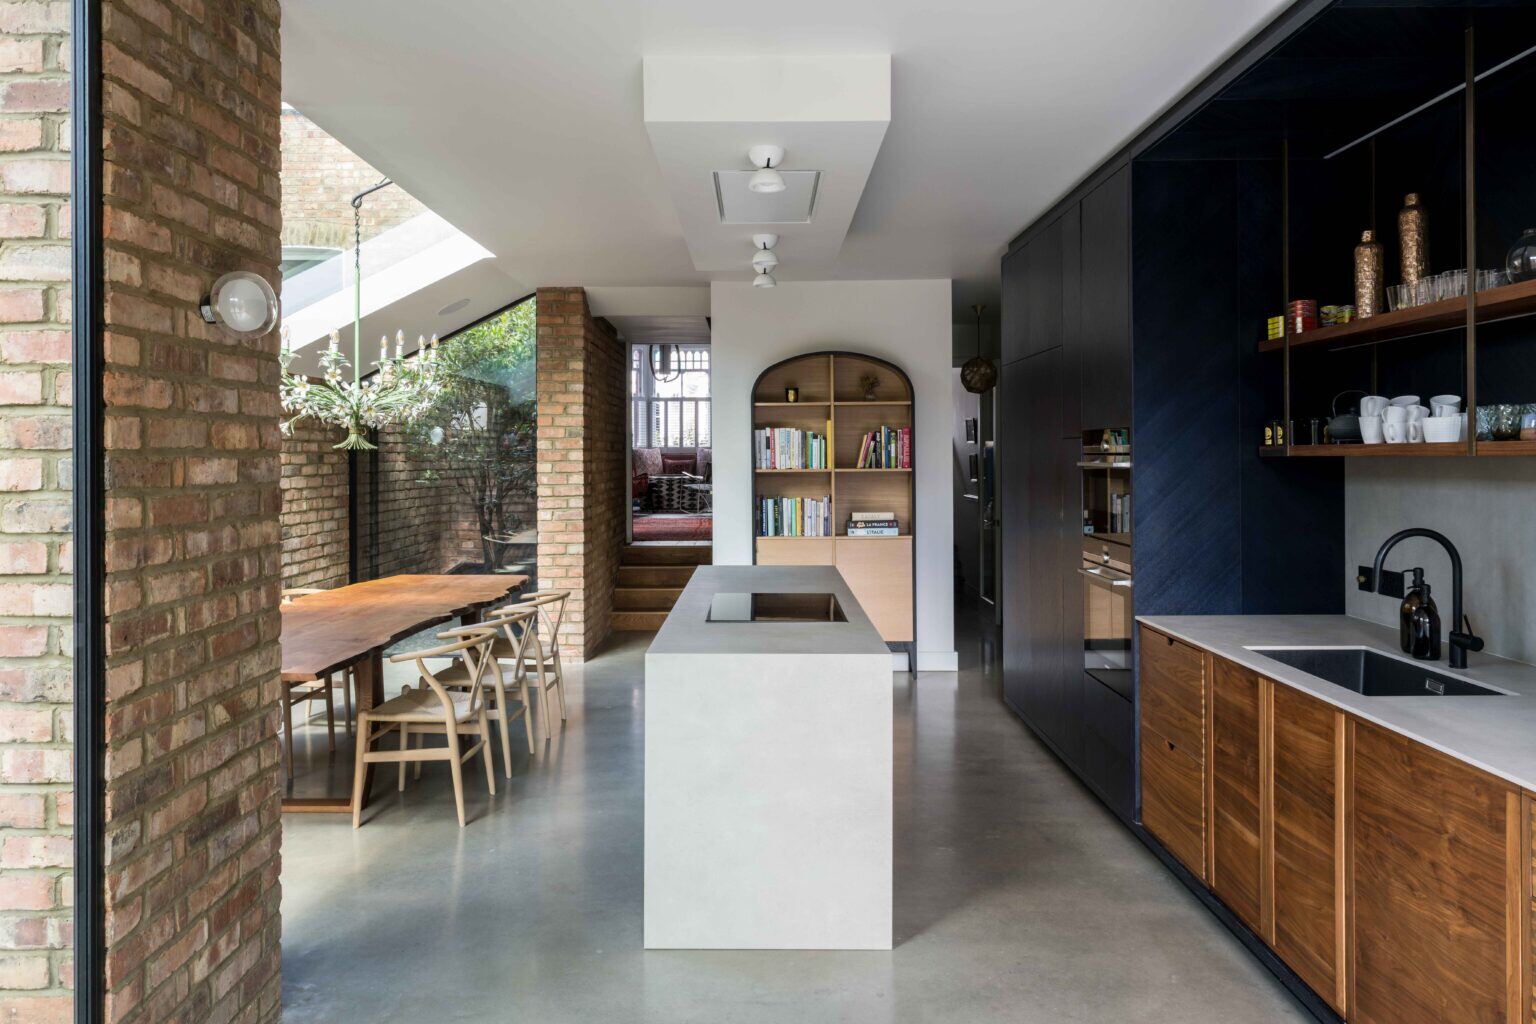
403, 299, 537, 567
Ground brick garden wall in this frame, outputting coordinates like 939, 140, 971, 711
99, 0, 285, 1021
0, 1, 74, 1019
535, 288, 623, 659
277, 422, 347, 591
279, 108, 423, 251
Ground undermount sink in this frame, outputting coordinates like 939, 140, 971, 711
1246, 647, 1508, 697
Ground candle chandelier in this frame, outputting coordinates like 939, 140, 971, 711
278, 178, 443, 449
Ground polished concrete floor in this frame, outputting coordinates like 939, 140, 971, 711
280, 604, 1311, 1023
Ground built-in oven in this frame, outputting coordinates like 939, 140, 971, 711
1079, 428, 1132, 700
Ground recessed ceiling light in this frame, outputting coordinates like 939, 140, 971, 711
747, 144, 786, 194
438, 298, 472, 316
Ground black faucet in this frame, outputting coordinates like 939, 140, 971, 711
1370, 528, 1484, 669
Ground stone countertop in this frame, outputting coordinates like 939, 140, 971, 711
1138, 614, 1536, 792
649, 565, 888, 658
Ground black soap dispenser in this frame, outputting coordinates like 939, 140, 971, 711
1400, 568, 1442, 661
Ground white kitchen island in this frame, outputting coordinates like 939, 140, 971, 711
644, 565, 893, 950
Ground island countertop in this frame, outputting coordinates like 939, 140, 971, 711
649, 565, 889, 658
1138, 614, 1536, 792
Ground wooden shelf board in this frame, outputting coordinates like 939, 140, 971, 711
754, 401, 830, 407
1477, 440, 1536, 456
834, 533, 910, 539
833, 400, 913, 407
836, 467, 912, 473
1257, 277, 1536, 354
755, 468, 831, 474
1263, 443, 1470, 457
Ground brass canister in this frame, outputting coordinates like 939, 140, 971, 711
1399, 192, 1428, 288
1355, 229, 1384, 318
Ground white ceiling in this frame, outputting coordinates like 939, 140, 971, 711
282, 0, 1292, 324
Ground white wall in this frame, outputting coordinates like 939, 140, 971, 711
711, 280, 956, 669
1345, 459, 1536, 665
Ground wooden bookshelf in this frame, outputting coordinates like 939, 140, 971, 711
751, 351, 915, 644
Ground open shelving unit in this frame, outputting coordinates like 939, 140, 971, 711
1254, 21, 1536, 460
751, 352, 915, 644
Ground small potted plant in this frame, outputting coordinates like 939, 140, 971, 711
858, 374, 880, 401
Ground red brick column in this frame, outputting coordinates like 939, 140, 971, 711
97, 1, 284, 1021
535, 288, 624, 659
0, 2, 73, 1020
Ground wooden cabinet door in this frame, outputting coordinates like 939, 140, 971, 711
1270, 685, 1346, 1015
1024, 217, 1063, 358
1137, 625, 1205, 754
1141, 723, 1205, 880
1350, 720, 1522, 1024
1059, 203, 1082, 439
998, 360, 1031, 715
834, 537, 913, 643
1209, 658, 1264, 932
1000, 244, 1028, 366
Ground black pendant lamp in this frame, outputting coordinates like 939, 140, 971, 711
960, 304, 997, 394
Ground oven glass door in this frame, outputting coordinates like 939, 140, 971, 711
1082, 561, 1133, 698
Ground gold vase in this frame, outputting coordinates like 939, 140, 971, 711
1399, 192, 1428, 289
1355, 229, 1384, 318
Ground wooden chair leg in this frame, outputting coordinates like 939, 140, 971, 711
519, 675, 536, 753
479, 712, 496, 796
283, 689, 295, 780
398, 723, 410, 792
351, 717, 370, 828
446, 726, 467, 827
491, 678, 513, 777
342, 668, 354, 735
324, 676, 337, 753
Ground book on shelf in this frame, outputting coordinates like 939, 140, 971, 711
849, 511, 895, 521
853, 425, 912, 469
755, 494, 832, 538
846, 511, 899, 536
846, 526, 899, 537
754, 424, 831, 470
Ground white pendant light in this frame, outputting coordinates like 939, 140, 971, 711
747, 144, 786, 194
751, 233, 779, 273
753, 268, 777, 289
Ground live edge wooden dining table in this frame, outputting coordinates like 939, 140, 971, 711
279, 573, 528, 813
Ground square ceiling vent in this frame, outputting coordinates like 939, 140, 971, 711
713, 169, 821, 224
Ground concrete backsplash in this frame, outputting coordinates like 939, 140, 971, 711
1345, 459, 1536, 665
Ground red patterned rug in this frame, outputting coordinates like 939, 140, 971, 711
632, 515, 712, 542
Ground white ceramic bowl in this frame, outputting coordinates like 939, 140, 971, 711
1423, 417, 1460, 443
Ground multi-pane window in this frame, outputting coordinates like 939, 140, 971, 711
631, 345, 710, 449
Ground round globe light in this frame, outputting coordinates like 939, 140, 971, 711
753, 271, 777, 289
201, 271, 279, 338
751, 248, 779, 272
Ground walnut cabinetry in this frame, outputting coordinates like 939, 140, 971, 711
1138, 633, 1531, 1022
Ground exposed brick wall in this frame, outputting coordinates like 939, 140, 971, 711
0, 2, 73, 1019
279, 108, 423, 251
535, 288, 623, 659
99, 1, 284, 1022
278, 422, 348, 591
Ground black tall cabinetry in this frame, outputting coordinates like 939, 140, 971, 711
999, 178, 1133, 821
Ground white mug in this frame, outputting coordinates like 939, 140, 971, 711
1384, 420, 1408, 444
1431, 394, 1462, 417
1360, 395, 1389, 419
1390, 394, 1421, 408
1407, 419, 1424, 442
1407, 404, 1430, 423
1384, 405, 1408, 425
1361, 415, 1385, 444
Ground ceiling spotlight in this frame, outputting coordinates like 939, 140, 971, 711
747, 144, 786, 194
753, 268, 777, 289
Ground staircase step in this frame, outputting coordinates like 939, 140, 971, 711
621, 544, 711, 566
617, 564, 697, 588
613, 610, 668, 631
614, 587, 683, 611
